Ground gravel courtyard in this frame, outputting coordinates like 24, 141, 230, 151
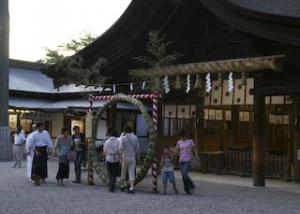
1, 160, 300, 214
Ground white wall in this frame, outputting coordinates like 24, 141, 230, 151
95, 112, 107, 146
51, 113, 64, 138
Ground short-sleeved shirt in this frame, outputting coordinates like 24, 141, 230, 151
162, 155, 174, 172
56, 135, 72, 156
104, 137, 120, 163
72, 133, 86, 152
14, 133, 25, 145
176, 139, 194, 162
119, 133, 140, 160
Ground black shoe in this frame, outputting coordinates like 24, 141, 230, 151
120, 187, 125, 192
128, 189, 135, 194
72, 180, 81, 184
33, 181, 40, 186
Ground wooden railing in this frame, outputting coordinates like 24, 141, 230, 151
224, 150, 291, 179
225, 151, 252, 176
196, 150, 291, 180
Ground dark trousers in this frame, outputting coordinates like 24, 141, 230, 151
106, 162, 119, 192
75, 151, 84, 182
32, 146, 48, 181
179, 161, 195, 193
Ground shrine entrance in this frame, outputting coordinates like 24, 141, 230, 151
87, 93, 159, 190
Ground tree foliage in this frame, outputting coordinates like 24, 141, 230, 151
132, 30, 180, 91
133, 31, 179, 68
41, 33, 109, 88
49, 55, 108, 88
39, 33, 96, 64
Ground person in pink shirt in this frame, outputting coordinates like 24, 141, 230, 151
176, 130, 195, 194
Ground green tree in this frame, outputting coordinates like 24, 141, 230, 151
132, 30, 180, 91
45, 55, 108, 88
39, 33, 96, 64
133, 31, 179, 67
41, 33, 108, 88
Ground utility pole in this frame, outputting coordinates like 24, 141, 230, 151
0, 0, 12, 160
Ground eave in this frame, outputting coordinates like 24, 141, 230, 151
130, 55, 285, 78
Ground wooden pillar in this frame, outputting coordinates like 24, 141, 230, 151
109, 103, 117, 130
0, 0, 9, 126
253, 75, 266, 186
292, 97, 300, 181
0, 0, 12, 161
230, 106, 239, 148
156, 98, 163, 159
195, 89, 205, 151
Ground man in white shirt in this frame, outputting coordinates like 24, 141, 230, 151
29, 122, 53, 186
25, 124, 36, 182
12, 126, 25, 168
119, 126, 140, 194
103, 130, 120, 192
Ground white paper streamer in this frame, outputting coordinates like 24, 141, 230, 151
227, 72, 234, 92
186, 74, 191, 93
142, 81, 146, 90
99, 85, 103, 93
163, 76, 170, 94
205, 73, 212, 93
113, 84, 116, 94
130, 82, 134, 91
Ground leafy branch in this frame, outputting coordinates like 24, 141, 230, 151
131, 31, 180, 92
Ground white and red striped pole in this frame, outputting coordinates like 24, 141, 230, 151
152, 93, 159, 193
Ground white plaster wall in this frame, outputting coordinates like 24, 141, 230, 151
51, 113, 64, 138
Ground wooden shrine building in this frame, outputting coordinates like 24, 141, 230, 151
46, 0, 300, 186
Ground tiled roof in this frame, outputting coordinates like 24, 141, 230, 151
9, 64, 98, 94
228, 0, 300, 17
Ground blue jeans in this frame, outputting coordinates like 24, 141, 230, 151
162, 171, 175, 183
179, 161, 195, 193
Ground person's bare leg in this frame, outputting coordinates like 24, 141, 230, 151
163, 182, 167, 194
172, 182, 178, 194
129, 180, 135, 192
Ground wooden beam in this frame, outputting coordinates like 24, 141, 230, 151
130, 55, 285, 78
253, 75, 266, 186
253, 85, 300, 96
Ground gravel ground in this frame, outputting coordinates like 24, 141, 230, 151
1, 160, 300, 214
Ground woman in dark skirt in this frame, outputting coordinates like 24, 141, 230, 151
55, 128, 72, 186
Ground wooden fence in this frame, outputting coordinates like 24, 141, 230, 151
197, 150, 291, 180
